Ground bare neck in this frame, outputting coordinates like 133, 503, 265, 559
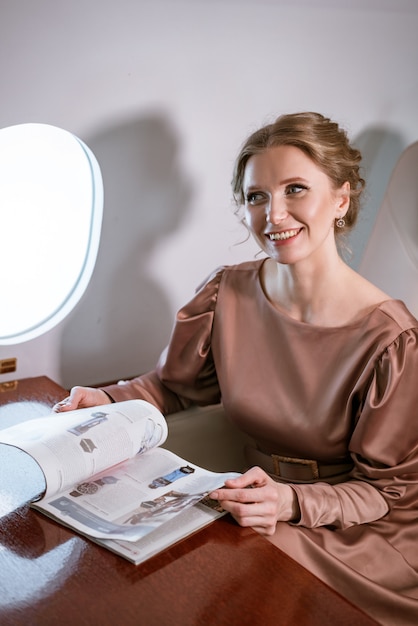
262, 254, 389, 327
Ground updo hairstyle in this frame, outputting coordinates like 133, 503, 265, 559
231, 111, 365, 235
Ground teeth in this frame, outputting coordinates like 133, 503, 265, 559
269, 229, 299, 241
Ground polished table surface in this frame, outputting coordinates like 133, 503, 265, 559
0, 376, 379, 626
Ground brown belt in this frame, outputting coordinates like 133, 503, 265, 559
245, 445, 353, 484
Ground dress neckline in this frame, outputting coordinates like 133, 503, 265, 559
255, 258, 399, 331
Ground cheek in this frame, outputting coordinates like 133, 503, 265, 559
296, 198, 324, 223
244, 207, 264, 232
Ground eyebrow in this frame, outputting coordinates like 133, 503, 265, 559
244, 177, 310, 190
280, 177, 310, 185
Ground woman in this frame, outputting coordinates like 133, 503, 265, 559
54, 112, 418, 624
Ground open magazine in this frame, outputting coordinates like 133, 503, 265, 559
0, 400, 239, 564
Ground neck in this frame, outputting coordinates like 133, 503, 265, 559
265, 250, 351, 325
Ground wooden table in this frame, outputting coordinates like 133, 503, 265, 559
0, 377, 378, 626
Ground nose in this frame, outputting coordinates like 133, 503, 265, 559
265, 195, 288, 224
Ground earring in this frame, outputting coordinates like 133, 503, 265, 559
336, 216, 345, 228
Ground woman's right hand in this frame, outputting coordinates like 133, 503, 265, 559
52, 386, 112, 412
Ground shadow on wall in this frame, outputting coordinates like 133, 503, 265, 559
348, 125, 405, 269
60, 112, 193, 389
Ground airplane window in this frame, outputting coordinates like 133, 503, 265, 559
0, 123, 103, 344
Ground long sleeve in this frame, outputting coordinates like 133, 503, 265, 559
101, 268, 224, 415
291, 329, 418, 529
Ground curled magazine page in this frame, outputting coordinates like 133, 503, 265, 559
34, 447, 239, 541
0, 400, 168, 496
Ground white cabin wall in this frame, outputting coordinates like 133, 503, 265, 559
1, 0, 417, 388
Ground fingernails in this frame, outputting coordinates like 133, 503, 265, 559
53, 398, 70, 412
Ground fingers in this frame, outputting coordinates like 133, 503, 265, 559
52, 397, 73, 412
209, 466, 296, 534
209, 471, 274, 529
52, 387, 111, 412
217, 496, 278, 535
52, 387, 82, 412
210, 484, 260, 504
224, 466, 269, 488
210, 466, 268, 499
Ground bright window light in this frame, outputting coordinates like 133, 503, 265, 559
0, 123, 103, 344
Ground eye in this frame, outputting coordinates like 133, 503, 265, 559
285, 183, 308, 196
245, 191, 265, 205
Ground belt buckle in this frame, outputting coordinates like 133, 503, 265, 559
272, 454, 319, 480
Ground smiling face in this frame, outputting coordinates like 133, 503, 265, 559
243, 145, 349, 267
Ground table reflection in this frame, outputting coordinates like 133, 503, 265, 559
0, 510, 84, 610
0, 399, 58, 515
0, 400, 54, 430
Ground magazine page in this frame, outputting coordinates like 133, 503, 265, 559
33, 447, 239, 542
0, 400, 167, 497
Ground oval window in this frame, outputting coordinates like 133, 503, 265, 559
0, 123, 103, 344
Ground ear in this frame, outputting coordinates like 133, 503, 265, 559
335, 181, 350, 217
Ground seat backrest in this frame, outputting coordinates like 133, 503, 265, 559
359, 141, 418, 318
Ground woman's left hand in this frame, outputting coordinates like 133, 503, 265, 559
209, 466, 299, 536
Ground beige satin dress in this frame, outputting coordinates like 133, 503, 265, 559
103, 259, 418, 625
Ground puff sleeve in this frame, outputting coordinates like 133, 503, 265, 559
291, 329, 418, 529
101, 268, 224, 415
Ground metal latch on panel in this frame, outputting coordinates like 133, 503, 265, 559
0, 358, 17, 374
